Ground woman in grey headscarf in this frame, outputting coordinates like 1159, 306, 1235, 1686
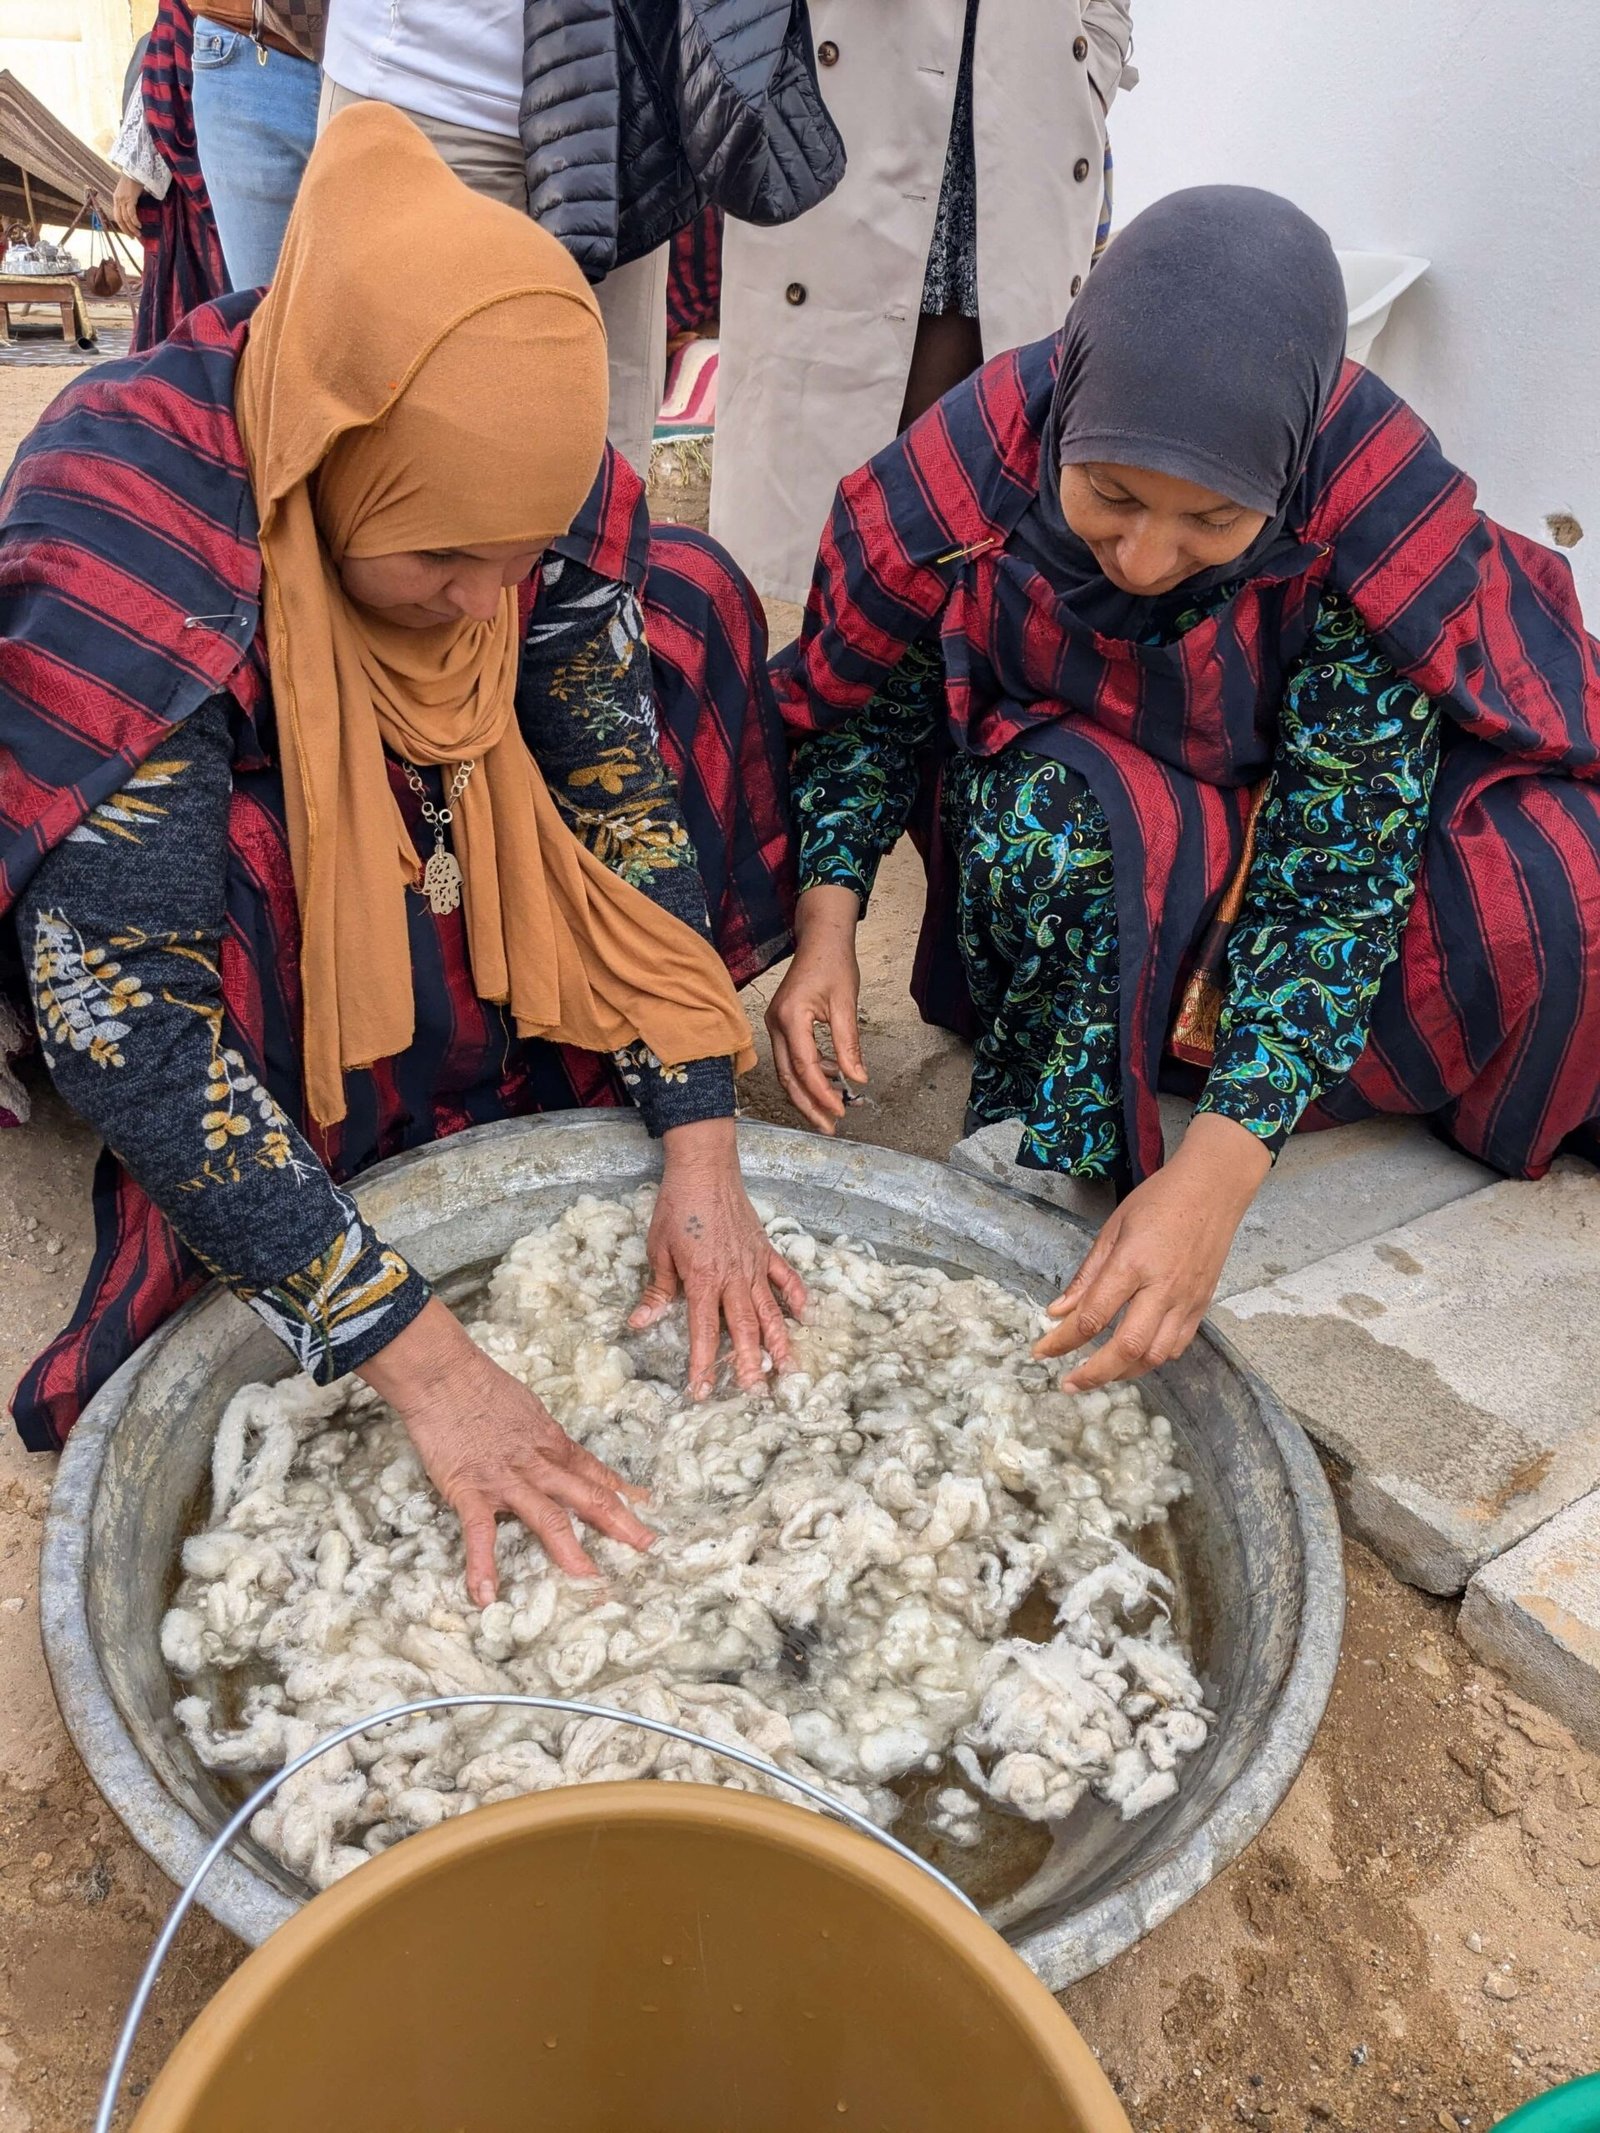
769, 185, 1600, 1387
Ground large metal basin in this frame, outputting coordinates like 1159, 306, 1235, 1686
40, 1115, 1343, 1987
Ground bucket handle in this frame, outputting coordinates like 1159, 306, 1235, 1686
97, 1690, 979, 2133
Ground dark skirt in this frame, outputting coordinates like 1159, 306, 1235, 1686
914, 719, 1600, 1187
11, 526, 795, 1450
920, 0, 980, 320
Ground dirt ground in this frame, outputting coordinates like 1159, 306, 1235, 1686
0, 368, 1594, 2129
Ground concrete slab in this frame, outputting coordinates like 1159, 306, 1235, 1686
947, 1104, 1495, 1297
1214, 1162, 1600, 1595
1459, 1490, 1600, 1753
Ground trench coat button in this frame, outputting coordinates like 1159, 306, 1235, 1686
1074, 156, 1092, 182
1073, 34, 1088, 59
1070, 274, 1084, 297
785, 282, 807, 305
817, 39, 838, 64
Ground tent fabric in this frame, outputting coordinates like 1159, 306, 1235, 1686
0, 69, 120, 229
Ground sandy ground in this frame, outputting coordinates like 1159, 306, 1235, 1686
0, 379, 1594, 2128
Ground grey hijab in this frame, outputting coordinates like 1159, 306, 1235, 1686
1013, 185, 1348, 634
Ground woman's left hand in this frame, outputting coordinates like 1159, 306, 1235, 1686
1033, 1113, 1271, 1391
630, 1116, 809, 1398
111, 175, 144, 236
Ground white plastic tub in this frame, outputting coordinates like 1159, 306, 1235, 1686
1337, 250, 1430, 367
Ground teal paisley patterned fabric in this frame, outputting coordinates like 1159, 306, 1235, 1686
1198, 594, 1439, 1151
943, 750, 1123, 1174
792, 593, 1440, 1176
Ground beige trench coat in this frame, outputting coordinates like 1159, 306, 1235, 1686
711, 0, 1136, 603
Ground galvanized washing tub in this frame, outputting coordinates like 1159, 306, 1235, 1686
41, 1115, 1343, 1988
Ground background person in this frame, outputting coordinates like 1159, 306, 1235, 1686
318, 0, 666, 478
769, 187, 1600, 1391
713, 0, 1135, 604
188, 3, 324, 288
119, 0, 229, 350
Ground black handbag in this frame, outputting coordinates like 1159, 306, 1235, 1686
522, 0, 845, 278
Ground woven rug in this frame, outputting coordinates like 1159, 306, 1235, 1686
0, 321, 131, 367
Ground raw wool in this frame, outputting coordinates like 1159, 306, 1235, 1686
163, 1191, 1211, 1890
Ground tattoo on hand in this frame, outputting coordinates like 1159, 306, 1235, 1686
685, 1212, 704, 1238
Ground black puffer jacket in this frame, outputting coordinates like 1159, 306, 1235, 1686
520, 0, 844, 279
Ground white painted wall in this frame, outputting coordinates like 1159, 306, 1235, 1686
1110, 0, 1600, 612
0, 0, 145, 157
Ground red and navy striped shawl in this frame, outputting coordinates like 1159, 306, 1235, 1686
0, 290, 647, 925
0, 291, 791, 1446
0, 286, 651, 1173
776, 336, 1600, 1180
134, 0, 229, 353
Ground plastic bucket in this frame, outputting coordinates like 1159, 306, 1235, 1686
130, 1782, 1132, 2133
1495, 2075, 1600, 2131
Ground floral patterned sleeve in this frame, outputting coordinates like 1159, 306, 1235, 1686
518, 555, 735, 1134
17, 696, 430, 1384
1196, 594, 1440, 1152
792, 636, 945, 910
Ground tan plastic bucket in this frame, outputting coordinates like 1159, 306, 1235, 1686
132, 1783, 1133, 2133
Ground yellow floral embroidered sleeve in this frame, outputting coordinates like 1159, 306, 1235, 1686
18, 697, 431, 1384
520, 556, 736, 1135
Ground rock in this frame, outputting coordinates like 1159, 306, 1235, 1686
1483, 1970, 1520, 2002
1465, 1931, 1484, 1954
1481, 1767, 1522, 1817
1215, 1164, 1600, 1593
1460, 1486, 1600, 1754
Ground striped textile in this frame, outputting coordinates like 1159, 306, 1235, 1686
775, 335, 1600, 1182
134, 0, 229, 352
667, 205, 723, 340
0, 293, 793, 1447
655, 337, 718, 439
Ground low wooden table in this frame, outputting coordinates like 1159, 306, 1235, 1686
0, 273, 92, 348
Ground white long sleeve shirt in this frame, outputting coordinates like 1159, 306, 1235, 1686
321, 0, 524, 138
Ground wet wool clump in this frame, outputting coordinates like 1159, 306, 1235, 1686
163, 1191, 1211, 1889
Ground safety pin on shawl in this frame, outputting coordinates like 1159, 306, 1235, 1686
182, 612, 255, 631
934, 536, 1000, 566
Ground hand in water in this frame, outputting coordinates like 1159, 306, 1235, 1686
360, 1297, 654, 1600
629, 1117, 808, 1397
1034, 1114, 1271, 1389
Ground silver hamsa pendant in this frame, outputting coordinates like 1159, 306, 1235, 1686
422, 844, 464, 916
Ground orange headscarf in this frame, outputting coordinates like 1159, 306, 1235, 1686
234, 102, 752, 1127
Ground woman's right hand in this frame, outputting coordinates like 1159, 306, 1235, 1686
765, 884, 868, 1132
358, 1297, 654, 1604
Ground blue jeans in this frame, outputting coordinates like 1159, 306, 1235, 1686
190, 20, 321, 290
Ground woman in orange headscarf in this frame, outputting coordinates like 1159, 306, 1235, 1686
0, 104, 797, 1593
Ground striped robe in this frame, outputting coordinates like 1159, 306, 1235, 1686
0, 292, 793, 1447
134, 0, 229, 353
775, 335, 1600, 1182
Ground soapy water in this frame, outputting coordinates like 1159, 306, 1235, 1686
162, 1190, 1211, 1891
